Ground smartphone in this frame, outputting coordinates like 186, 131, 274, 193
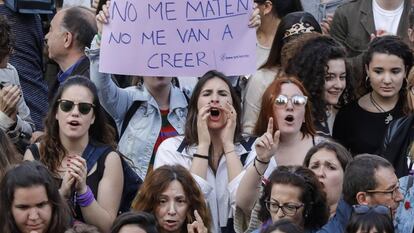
0, 82, 5, 89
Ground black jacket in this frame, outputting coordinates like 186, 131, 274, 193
378, 115, 414, 178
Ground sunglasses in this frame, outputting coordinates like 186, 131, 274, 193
275, 95, 308, 107
58, 99, 95, 115
352, 205, 391, 216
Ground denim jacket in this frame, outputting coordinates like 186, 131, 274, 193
86, 38, 188, 180
395, 175, 414, 233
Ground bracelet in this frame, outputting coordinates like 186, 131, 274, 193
193, 153, 209, 160
96, 33, 102, 41
255, 157, 270, 164
253, 159, 265, 179
224, 149, 235, 155
76, 186, 95, 207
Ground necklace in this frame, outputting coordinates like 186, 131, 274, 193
369, 92, 393, 124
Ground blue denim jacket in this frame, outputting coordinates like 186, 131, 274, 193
86, 39, 188, 180
395, 175, 414, 233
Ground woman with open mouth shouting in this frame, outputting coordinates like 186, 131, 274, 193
234, 74, 326, 233
154, 70, 257, 233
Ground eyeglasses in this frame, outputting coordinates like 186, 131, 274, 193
265, 200, 304, 216
366, 183, 401, 200
58, 99, 95, 115
353, 205, 391, 217
274, 95, 308, 108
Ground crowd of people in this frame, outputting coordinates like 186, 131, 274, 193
1, 0, 414, 233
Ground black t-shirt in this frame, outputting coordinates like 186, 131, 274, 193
333, 99, 404, 155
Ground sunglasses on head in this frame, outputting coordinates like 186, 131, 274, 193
352, 205, 391, 216
274, 95, 308, 107
58, 99, 95, 115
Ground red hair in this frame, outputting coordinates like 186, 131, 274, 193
253, 73, 315, 138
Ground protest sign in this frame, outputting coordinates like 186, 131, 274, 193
99, 0, 256, 77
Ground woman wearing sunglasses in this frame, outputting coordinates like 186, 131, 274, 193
252, 166, 328, 233
235, 74, 325, 232
346, 205, 394, 233
24, 76, 123, 233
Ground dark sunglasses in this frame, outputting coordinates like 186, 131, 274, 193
352, 205, 391, 216
58, 99, 95, 115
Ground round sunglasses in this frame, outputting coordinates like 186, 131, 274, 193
274, 94, 308, 107
58, 99, 95, 115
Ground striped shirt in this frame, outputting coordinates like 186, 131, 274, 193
0, 5, 48, 130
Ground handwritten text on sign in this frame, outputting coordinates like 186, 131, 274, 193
99, 0, 256, 76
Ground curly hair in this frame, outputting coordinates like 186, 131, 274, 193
132, 165, 211, 233
39, 75, 116, 174
258, 166, 329, 230
0, 15, 14, 61
253, 73, 315, 137
286, 35, 355, 122
0, 161, 71, 233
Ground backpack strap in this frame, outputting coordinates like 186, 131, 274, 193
177, 139, 188, 153
120, 100, 143, 138
28, 144, 41, 161
82, 143, 113, 174
120, 90, 189, 139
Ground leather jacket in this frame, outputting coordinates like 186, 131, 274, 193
378, 115, 414, 178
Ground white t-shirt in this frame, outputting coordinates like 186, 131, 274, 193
373, 0, 404, 35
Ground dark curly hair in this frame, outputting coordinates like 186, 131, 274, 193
0, 15, 14, 61
258, 166, 329, 231
286, 35, 355, 122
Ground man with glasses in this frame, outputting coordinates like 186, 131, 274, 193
317, 154, 403, 233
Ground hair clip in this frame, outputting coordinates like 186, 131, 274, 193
283, 21, 315, 40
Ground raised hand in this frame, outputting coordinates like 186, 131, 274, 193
248, 4, 261, 28
187, 210, 208, 233
254, 117, 280, 163
197, 103, 211, 148
96, 0, 111, 35
220, 101, 237, 151
59, 169, 75, 198
0, 84, 21, 120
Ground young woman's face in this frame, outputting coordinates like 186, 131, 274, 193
197, 77, 233, 130
12, 185, 52, 233
273, 83, 306, 135
268, 183, 304, 226
324, 59, 346, 106
366, 53, 406, 98
308, 149, 344, 207
55, 85, 95, 141
155, 180, 189, 233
